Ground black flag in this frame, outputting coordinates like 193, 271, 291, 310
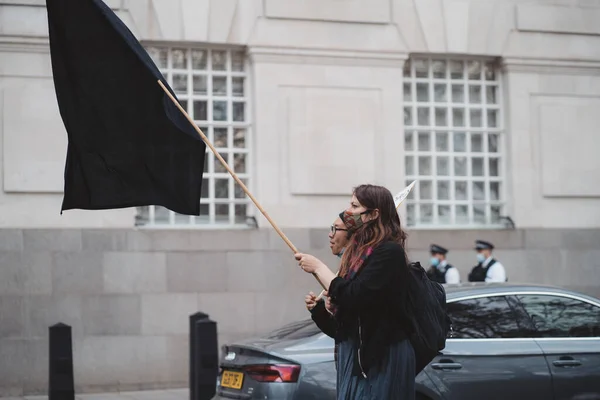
46, 0, 206, 215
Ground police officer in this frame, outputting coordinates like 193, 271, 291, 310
468, 240, 507, 282
426, 244, 460, 284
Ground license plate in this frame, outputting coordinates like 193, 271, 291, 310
221, 370, 244, 390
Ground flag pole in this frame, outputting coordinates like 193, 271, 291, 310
157, 80, 326, 290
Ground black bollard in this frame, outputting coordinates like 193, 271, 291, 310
49, 323, 75, 400
189, 312, 219, 400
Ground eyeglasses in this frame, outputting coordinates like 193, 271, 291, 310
330, 225, 348, 235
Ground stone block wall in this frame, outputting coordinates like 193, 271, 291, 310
0, 228, 599, 395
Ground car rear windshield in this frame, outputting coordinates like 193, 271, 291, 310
264, 319, 322, 340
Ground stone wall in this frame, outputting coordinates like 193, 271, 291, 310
0, 227, 599, 396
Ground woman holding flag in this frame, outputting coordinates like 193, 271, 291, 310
295, 184, 415, 400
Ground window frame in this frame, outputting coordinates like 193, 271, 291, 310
447, 291, 600, 342
137, 44, 254, 228
402, 55, 507, 229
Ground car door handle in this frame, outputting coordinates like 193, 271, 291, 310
552, 358, 582, 367
431, 360, 463, 370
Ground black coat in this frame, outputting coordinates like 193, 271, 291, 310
325, 241, 412, 376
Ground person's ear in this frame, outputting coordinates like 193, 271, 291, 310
371, 209, 380, 220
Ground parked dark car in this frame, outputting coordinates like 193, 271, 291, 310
213, 283, 600, 399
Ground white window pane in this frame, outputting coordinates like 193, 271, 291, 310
193, 101, 207, 120
491, 205, 501, 223
432, 60, 447, 78
415, 59, 428, 78
235, 205, 247, 224
417, 108, 430, 126
420, 204, 433, 223
467, 61, 481, 80
173, 74, 187, 93
471, 134, 483, 152
438, 205, 451, 224
453, 108, 465, 127
455, 181, 467, 200
154, 206, 170, 224
450, 61, 463, 79
456, 205, 468, 223
212, 76, 227, 95
232, 77, 245, 97
403, 60, 411, 77
213, 101, 227, 121
234, 153, 247, 173
484, 62, 496, 81
404, 107, 413, 125
452, 85, 464, 102
470, 109, 482, 127
489, 158, 499, 177
212, 50, 227, 70
420, 181, 432, 200
486, 86, 498, 104
488, 110, 498, 128
416, 83, 429, 102
231, 51, 245, 71
488, 134, 499, 152
193, 76, 207, 95
490, 182, 500, 201
215, 204, 229, 222
233, 102, 245, 122
172, 48, 187, 69
474, 204, 486, 224
407, 204, 416, 225
405, 156, 414, 175
437, 181, 450, 200
437, 157, 450, 176
215, 179, 229, 198
434, 84, 447, 102
403, 83, 411, 101
469, 85, 482, 104
405, 131, 414, 151
453, 132, 466, 152
454, 156, 467, 176
435, 108, 447, 126
234, 128, 247, 148
472, 157, 484, 176
214, 128, 228, 147
192, 50, 207, 70
418, 132, 430, 151
473, 181, 485, 200
435, 133, 448, 151
418, 156, 432, 175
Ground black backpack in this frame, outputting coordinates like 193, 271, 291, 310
405, 261, 452, 375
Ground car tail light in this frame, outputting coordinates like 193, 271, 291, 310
243, 364, 301, 383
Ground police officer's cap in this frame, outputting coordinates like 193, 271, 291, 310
430, 244, 448, 255
475, 240, 494, 250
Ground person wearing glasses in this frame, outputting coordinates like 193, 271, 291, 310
305, 215, 350, 329
297, 184, 414, 400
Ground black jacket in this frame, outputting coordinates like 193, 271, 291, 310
325, 241, 412, 376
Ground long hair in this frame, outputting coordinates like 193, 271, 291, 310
339, 184, 408, 278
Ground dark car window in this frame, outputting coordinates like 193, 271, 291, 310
447, 296, 523, 339
516, 294, 600, 338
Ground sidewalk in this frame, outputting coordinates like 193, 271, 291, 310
0, 388, 189, 400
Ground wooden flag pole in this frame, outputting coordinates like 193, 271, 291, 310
158, 80, 326, 290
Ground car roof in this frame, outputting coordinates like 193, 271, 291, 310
444, 282, 600, 303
